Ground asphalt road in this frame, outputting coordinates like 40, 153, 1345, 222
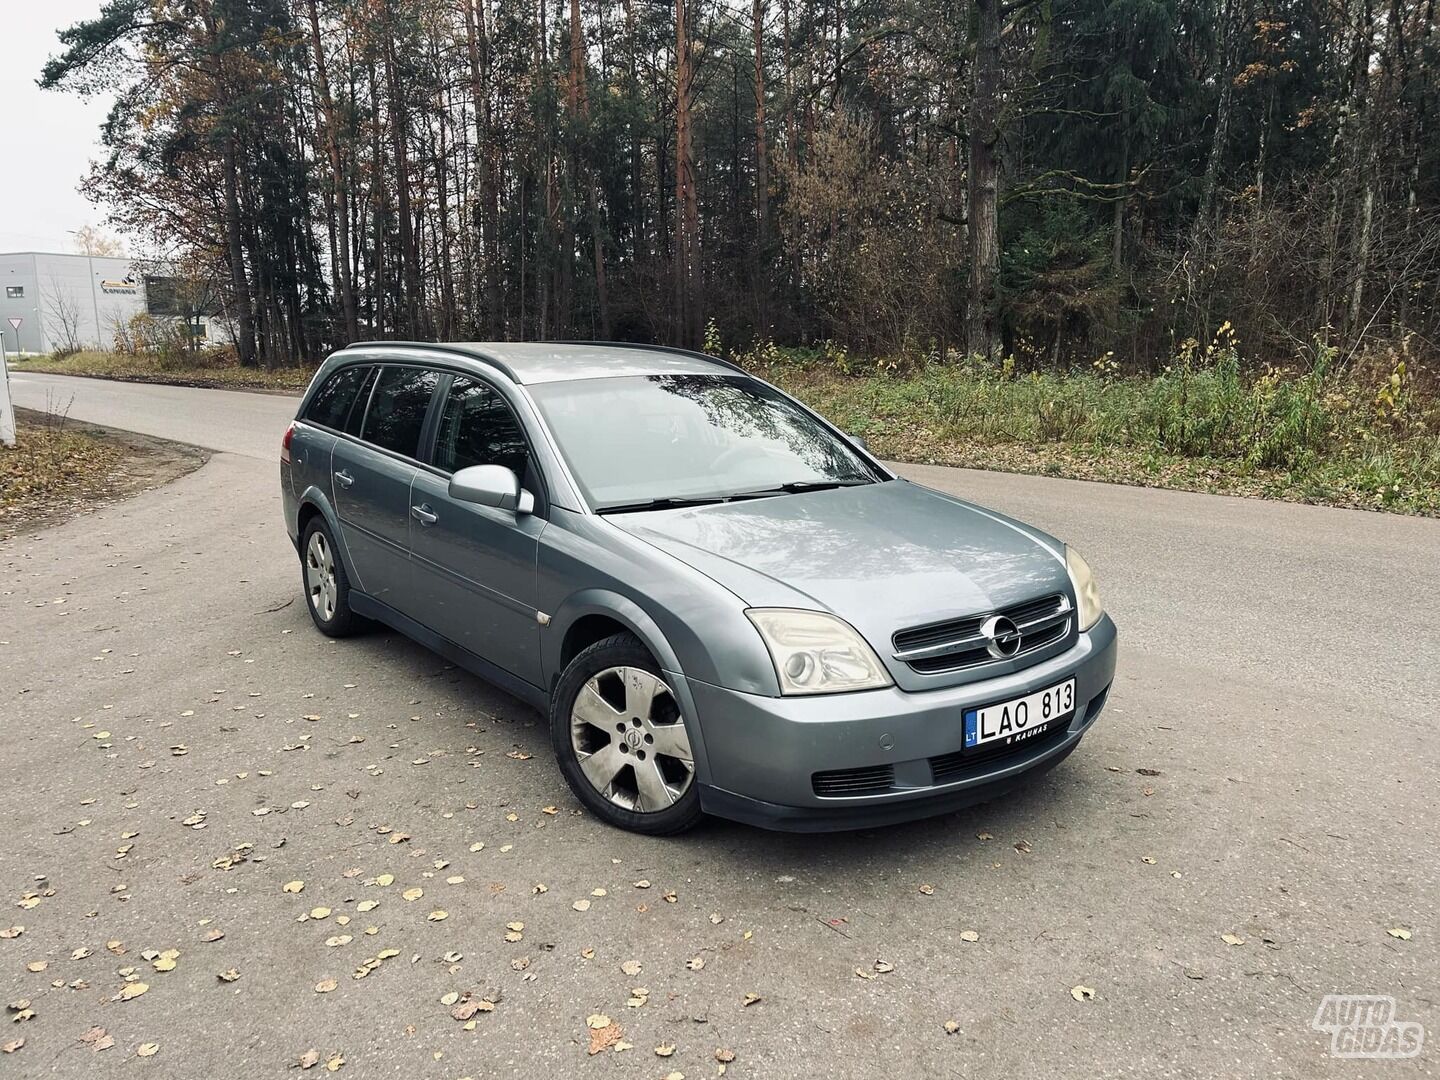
3, 370, 1435, 1079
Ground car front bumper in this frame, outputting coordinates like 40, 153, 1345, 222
688, 614, 1117, 832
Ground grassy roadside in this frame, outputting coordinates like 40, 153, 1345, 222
765, 356, 1440, 516
1, 412, 125, 528
12, 350, 312, 392
12, 346, 1438, 516
1, 410, 209, 536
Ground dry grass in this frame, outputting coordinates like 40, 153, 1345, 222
13, 350, 313, 392
0, 413, 124, 527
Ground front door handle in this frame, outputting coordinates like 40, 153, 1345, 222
334, 469, 355, 488
411, 503, 438, 526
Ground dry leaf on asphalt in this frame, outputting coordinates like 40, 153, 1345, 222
283, 880, 305, 893
742, 993, 762, 1007
81, 1026, 115, 1051
1070, 985, 1096, 1001
2, 1038, 22, 1053
621, 960, 642, 976
218, 968, 240, 982
959, 930, 979, 942
298, 1049, 321, 1069
1220, 933, 1245, 946
572, 899, 591, 912
655, 1043, 676, 1056
315, 979, 338, 994
686, 957, 705, 971
116, 982, 149, 1001
1387, 927, 1412, 940
137, 1043, 159, 1057
586, 1017, 623, 1056
943, 1020, 960, 1034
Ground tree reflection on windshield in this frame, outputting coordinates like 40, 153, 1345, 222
529, 373, 880, 509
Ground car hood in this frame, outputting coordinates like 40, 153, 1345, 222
610, 479, 1071, 657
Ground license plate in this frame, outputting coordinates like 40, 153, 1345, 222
963, 678, 1076, 750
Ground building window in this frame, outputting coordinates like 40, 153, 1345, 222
5, 286, 22, 299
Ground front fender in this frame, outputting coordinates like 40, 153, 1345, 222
546, 589, 714, 786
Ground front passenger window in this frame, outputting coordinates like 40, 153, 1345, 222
434, 377, 529, 479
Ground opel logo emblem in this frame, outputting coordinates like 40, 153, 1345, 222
980, 615, 1022, 659
624, 728, 644, 749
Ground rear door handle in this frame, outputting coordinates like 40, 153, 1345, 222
411, 503, 438, 526
334, 469, 355, 488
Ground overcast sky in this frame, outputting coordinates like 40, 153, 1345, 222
0, 3, 117, 254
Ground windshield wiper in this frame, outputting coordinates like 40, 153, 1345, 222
595, 495, 729, 515
728, 479, 873, 499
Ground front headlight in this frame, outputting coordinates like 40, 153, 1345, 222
1065, 546, 1104, 631
746, 609, 894, 695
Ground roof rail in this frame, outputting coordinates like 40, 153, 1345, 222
339, 340, 520, 382
546, 340, 749, 376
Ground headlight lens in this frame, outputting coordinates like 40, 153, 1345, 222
1065, 546, 1104, 631
746, 609, 893, 695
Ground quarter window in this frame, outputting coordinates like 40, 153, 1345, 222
305, 365, 369, 431
361, 366, 439, 458
433, 376, 529, 478
5, 286, 22, 299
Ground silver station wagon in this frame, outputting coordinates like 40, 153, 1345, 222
281, 341, 1117, 833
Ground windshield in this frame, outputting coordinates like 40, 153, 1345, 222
528, 373, 882, 511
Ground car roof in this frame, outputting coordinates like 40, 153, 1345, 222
335, 340, 744, 386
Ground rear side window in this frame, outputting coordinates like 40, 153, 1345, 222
305, 365, 369, 430
361, 366, 440, 458
433, 376, 529, 477
344, 367, 378, 437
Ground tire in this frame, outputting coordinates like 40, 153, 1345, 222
550, 633, 703, 835
300, 516, 366, 638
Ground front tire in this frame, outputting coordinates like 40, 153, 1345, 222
300, 517, 365, 638
550, 633, 703, 835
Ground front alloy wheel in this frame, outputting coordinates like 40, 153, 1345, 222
551, 635, 703, 834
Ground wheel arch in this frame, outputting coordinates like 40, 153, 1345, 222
294, 488, 365, 593
546, 590, 712, 786
547, 590, 684, 690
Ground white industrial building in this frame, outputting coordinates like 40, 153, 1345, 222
0, 251, 230, 356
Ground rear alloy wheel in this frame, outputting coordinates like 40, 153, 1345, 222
300, 518, 365, 637
551, 635, 702, 834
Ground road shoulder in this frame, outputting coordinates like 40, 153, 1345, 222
1, 407, 209, 539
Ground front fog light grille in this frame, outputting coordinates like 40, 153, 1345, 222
812, 763, 895, 797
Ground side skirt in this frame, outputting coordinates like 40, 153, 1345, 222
349, 592, 549, 713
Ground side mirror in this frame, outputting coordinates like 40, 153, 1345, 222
449, 464, 535, 515
847, 433, 869, 452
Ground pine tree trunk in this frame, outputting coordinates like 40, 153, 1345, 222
463, 0, 500, 335
304, 0, 357, 343
674, 0, 700, 347
753, 0, 769, 245
965, 0, 1002, 361
222, 137, 257, 366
